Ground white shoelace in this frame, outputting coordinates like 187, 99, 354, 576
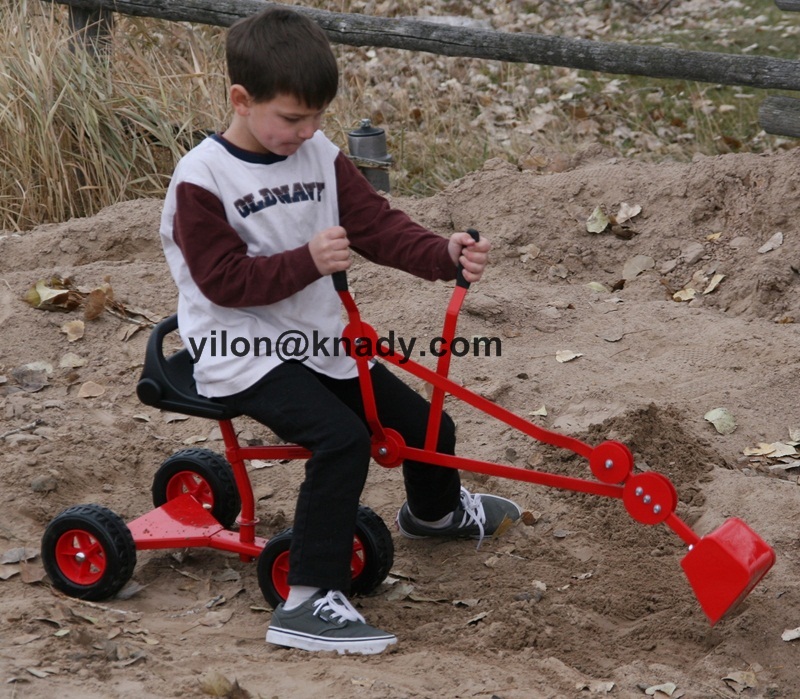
456, 487, 487, 547
312, 590, 365, 624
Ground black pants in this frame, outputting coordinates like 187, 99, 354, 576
217, 360, 460, 591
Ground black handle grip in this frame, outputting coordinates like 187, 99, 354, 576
455, 228, 481, 289
332, 270, 348, 292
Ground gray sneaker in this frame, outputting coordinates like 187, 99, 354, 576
266, 589, 397, 655
397, 487, 522, 545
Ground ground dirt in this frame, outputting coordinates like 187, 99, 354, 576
1, 148, 799, 698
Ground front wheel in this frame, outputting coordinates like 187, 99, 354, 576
257, 504, 394, 608
41, 504, 136, 601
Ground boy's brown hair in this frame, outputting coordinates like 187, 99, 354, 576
226, 7, 338, 109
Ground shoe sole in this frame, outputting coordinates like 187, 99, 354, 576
266, 627, 397, 655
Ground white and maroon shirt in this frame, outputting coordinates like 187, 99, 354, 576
160, 131, 455, 397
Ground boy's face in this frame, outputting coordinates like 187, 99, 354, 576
228, 89, 327, 157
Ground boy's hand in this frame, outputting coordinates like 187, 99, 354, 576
448, 231, 490, 283
310, 226, 351, 275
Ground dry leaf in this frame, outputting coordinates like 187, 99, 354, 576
2, 547, 38, 564
78, 381, 106, 398
492, 514, 515, 537
529, 405, 547, 417
518, 243, 541, 263
20, 562, 46, 584
744, 442, 778, 456
466, 611, 488, 625
198, 671, 234, 697
83, 288, 107, 321
586, 281, 610, 293
58, 352, 86, 368
763, 442, 797, 458
586, 205, 610, 233
556, 350, 583, 363
0, 564, 21, 580
11, 364, 50, 392
722, 671, 757, 692
61, 319, 85, 342
672, 288, 696, 302
622, 255, 656, 281
703, 273, 725, 294
757, 231, 783, 254
164, 413, 190, 423
645, 682, 678, 696
704, 407, 737, 435
576, 680, 615, 694
199, 609, 234, 627
781, 626, 800, 641
615, 202, 641, 224
386, 581, 415, 601
23, 277, 82, 312
183, 435, 207, 445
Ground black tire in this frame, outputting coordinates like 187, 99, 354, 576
152, 448, 241, 529
256, 504, 394, 608
41, 504, 137, 601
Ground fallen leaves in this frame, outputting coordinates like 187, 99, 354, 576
742, 428, 800, 473
23, 274, 156, 328
672, 270, 726, 302
586, 202, 642, 235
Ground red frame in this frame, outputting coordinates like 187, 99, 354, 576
125, 276, 774, 624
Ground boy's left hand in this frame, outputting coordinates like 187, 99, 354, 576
448, 231, 491, 283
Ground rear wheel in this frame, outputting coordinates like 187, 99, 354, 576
152, 448, 240, 528
41, 504, 136, 601
257, 504, 394, 608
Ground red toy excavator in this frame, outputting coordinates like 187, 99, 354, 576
42, 230, 774, 625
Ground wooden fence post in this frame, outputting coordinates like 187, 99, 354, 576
759, 96, 800, 138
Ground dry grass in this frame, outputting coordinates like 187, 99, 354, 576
1, 0, 797, 230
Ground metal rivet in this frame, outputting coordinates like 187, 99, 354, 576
653, 505, 662, 514
75, 552, 86, 562
635, 486, 644, 497
378, 447, 388, 456
604, 459, 614, 469
643, 495, 651, 504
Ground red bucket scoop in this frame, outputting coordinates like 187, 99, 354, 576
680, 517, 775, 625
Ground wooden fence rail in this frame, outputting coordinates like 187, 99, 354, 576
51, 0, 800, 137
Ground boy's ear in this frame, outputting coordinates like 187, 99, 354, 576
229, 84, 253, 115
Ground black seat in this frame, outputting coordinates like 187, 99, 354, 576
136, 314, 240, 420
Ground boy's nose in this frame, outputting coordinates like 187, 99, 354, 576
299, 123, 316, 139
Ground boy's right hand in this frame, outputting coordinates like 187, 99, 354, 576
309, 226, 351, 275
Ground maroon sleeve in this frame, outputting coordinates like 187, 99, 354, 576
335, 153, 457, 281
171, 182, 322, 307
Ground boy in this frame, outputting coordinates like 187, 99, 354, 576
160, 7, 521, 655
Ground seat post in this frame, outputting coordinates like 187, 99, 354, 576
219, 419, 259, 556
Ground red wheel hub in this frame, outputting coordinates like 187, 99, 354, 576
166, 471, 214, 509
54, 529, 107, 585
271, 535, 367, 602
